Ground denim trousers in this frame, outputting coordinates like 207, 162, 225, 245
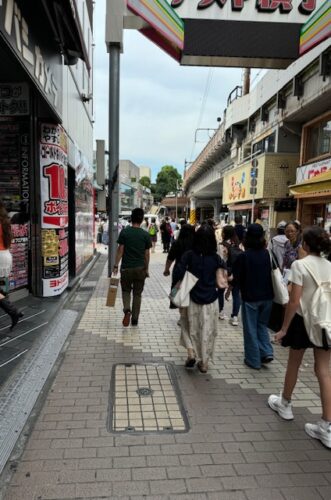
241, 300, 273, 369
218, 285, 241, 317
120, 267, 147, 321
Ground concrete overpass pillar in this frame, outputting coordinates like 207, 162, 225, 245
189, 197, 196, 225
214, 198, 221, 221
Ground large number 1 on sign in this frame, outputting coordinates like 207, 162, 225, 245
44, 164, 66, 200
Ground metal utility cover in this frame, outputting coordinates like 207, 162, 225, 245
108, 363, 189, 433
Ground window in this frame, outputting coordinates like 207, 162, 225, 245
252, 132, 275, 155
306, 118, 331, 161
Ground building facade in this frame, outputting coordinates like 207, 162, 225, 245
0, 0, 94, 298
183, 39, 331, 233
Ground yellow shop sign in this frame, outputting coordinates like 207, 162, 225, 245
223, 162, 264, 205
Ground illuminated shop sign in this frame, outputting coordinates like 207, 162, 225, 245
171, 0, 323, 68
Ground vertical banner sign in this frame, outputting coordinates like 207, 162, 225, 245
40, 124, 69, 296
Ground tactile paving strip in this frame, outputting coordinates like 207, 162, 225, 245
108, 363, 189, 433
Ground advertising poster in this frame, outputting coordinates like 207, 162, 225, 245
8, 223, 29, 290
223, 160, 264, 205
40, 124, 68, 296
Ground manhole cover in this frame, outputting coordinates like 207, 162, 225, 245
107, 363, 189, 434
136, 387, 154, 397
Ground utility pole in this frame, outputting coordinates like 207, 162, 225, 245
107, 45, 120, 277
106, 0, 123, 277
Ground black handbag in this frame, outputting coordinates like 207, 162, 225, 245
268, 302, 285, 332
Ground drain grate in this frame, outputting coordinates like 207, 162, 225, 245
107, 363, 189, 433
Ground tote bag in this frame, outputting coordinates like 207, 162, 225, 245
270, 252, 289, 305
169, 271, 198, 308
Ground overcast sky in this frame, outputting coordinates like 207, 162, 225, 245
93, 0, 264, 181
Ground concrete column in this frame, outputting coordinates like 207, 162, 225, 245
189, 197, 196, 225
214, 198, 221, 221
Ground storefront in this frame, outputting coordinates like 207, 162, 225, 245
290, 169, 331, 231
0, 0, 94, 298
223, 153, 298, 230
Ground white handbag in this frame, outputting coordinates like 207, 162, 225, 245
169, 271, 199, 308
270, 252, 289, 305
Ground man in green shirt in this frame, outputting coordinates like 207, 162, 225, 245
113, 208, 152, 326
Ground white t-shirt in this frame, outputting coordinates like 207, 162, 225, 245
289, 255, 331, 316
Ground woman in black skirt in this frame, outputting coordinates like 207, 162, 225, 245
268, 226, 331, 449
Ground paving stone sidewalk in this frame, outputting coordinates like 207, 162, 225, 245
3, 246, 331, 500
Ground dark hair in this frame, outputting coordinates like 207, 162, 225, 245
176, 224, 195, 255
151, 217, 156, 223
302, 226, 331, 255
244, 229, 266, 250
222, 225, 239, 246
193, 225, 217, 256
235, 215, 243, 224
285, 221, 300, 232
277, 227, 285, 235
0, 201, 12, 248
131, 208, 144, 224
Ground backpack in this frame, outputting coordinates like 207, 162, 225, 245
222, 242, 243, 271
301, 262, 331, 348
149, 224, 156, 236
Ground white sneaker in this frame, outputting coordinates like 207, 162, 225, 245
231, 316, 239, 326
268, 394, 294, 420
219, 311, 227, 320
305, 420, 331, 448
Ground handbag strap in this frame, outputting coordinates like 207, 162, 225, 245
269, 249, 280, 270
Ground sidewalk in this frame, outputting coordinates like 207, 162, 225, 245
2, 245, 331, 500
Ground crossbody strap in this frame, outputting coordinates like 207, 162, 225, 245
301, 261, 321, 287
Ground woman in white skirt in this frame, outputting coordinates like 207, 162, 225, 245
176, 224, 226, 373
0, 201, 23, 331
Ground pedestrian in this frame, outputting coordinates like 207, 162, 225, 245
176, 225, 226, 373
141, 217, 149, 232
234, 215, 246, 243
163, 224, 195, 327
160, 217, 172, 253
113, 208, 152, 327
218, 225, 242, 325
282, 221, 306, 281
102, 218, 109, 247
148, 217, 158, 253
0, 201, 23, 331
267, 220, 288, 270
97, 220, 103, 244
268, 226, 331, 448
233, 223, 274, 370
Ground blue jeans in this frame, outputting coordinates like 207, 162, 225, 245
218, 286, 241, 317
241, 300, 273, 369
231, 285, 241, 317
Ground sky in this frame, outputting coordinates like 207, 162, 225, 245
93, 0, 264, 182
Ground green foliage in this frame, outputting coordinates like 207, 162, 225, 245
139, 176, 151, 188
154, 165, 182, 201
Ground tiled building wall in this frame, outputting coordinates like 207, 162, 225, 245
263, 153, 299, 199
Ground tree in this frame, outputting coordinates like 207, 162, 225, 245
154, 165, 182, 201
139, 176, 151, 188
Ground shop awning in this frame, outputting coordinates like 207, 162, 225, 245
290, 170, 331, 197
40, 0, 91, 70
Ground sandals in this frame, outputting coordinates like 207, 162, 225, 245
197, 362, 208, 373
185, 357, 196, 368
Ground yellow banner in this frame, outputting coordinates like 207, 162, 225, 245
223, 160, 264, 205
